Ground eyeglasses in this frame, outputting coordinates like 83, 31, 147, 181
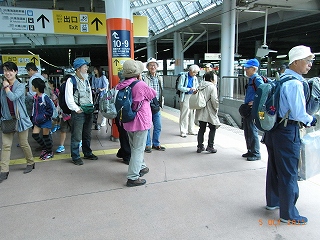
302, 58, 314, 64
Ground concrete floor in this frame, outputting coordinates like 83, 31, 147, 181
0, 106, 320, 240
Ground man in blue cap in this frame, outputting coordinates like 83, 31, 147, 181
65, 58, 98, 165
242, 58, 263, 161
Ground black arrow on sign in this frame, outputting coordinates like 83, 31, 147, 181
113, 59, 120, 66
37, 14, 50, 28
91, 18, 103, 31
31, 57, 38, 64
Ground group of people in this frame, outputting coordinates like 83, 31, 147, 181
242, 45, 317, 224
1, 45, 317, 224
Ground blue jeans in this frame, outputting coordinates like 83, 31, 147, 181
127, 130, 148, 180
243, 114, 260, 157
70, 111, 93, 160
146, 111, 162, 147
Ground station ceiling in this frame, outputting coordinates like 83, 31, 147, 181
0, 0, 320, 69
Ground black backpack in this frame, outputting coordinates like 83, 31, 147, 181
115, 81, 141, 123
59, 76, 77, 114
175, 72, 186, 97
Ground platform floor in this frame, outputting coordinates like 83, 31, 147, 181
1, 106, 320, 240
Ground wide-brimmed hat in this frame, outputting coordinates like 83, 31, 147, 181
122, 59, 144, 78
289, 45, 314, 64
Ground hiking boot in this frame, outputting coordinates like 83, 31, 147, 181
84, 153, 98, 160
144, 146, 152, 153
152, 145, 166, 151
72, 158, 84, 165
139, 167, 149, 177
126, 178, 146, 187
206, 146, 217, 153
56, 145, 65, 153
242, 152, 252, 158
197, 146, 205, 153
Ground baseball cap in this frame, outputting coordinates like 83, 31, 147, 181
289, 45, 314, 64
73, 58, 89, 69
146, 57, 158, 67
122, 59, 144, 78
243, 58, 260, 68
205, 63, 213, 68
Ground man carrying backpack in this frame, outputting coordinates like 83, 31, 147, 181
116, 59, 156, 187
65, 58, 98, 166
264, 45, 317, 225
142, 57, 165, 153
242, 58, 264, 161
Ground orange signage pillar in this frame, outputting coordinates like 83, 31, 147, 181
105, 0, 133, 140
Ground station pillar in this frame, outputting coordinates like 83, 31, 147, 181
105, 0, 134, 140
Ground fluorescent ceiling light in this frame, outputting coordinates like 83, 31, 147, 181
276, 55, 287, 58
200, 22, 221, 25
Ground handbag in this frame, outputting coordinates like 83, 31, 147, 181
80, 103, 95, 114
189, 90, 206, 109
239, 103, 252, 118
1, 119, 17, 133
150, 97, 160, 114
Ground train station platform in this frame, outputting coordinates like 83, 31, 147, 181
1, 106, 320, 239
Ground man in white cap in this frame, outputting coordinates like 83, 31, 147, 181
264, 45, 317, 225
142, 57, 165, 153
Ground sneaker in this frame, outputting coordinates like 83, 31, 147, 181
266, 205, 280, 210
247, 156, 261, 161
56, 145, 65, 153
152, 145, 166, 151
41, 151, 54, 160
144, 146, 152, 153
72, 158, 84, 165
39, 149, 46, 159
139, 167, 149, 177
84, 153, 98, 160
181, 134, 187, 138
280, 216, 308, 225
126, 178, 146, 187
51, 125, 59, 133
79, 141, 82, 149
206, 146, 217, 153
94, 124, 101, 130
242, 152, 252, 158
197, 146, 205, 153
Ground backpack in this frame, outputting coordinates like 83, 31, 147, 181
252, 75, 294, 132
305, 77, 320, 115
115, 81, 141, 123
41, 93, 58, 119
58, 76, 77, 114
175, 72, 186, 97
249, 75, 271, 91
99, 88, 117, 119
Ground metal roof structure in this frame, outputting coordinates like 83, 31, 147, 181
0, 0, 319, 69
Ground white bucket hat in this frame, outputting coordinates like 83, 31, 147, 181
289, 45, 314, 64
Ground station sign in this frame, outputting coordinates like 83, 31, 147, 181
0, 7, 148, 37
205, 53, 221, 61
1, 54, 40, 75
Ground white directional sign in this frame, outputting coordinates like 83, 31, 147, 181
0, 7, 54, 33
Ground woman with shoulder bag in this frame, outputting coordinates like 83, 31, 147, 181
0, 61, 34, 183
194, 71, 221, 153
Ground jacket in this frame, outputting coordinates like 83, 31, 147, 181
116, 78, 157, 132
194, 81, 221, 127
0, 80, 33, 132
143, 72, 164, 107
32, 94, 53, 125
177, 72, 199, 102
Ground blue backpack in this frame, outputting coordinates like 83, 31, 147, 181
115, 81, 141, 123
252, 75, 294, 132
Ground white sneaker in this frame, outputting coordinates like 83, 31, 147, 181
101, 118, 107, 127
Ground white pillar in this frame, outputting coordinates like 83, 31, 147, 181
174, 31, 184, 74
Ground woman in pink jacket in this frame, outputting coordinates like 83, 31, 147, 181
116, 60, 156, 187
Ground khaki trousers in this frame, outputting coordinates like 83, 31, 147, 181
179, 94, 196, 135
1, 130, 34, 172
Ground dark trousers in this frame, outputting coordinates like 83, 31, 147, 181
197, 121, 216, 148
115, 117, 131, 162
265, 122, 301, 220
243, 114, 260, 157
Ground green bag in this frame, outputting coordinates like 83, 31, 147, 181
81, 104, 95, 114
